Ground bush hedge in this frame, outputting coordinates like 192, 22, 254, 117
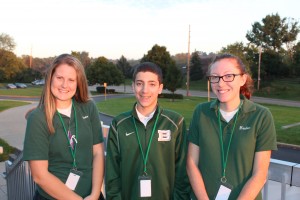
158, 93, 184, 99
96, 86, 115, 94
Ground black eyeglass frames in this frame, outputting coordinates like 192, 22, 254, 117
207, 74, 243, 83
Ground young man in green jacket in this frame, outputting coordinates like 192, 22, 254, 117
105, 62, 190, 199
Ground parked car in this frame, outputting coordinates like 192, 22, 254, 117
32, 79, 45, 85
15, 83, 27, 88
31, 79, 40, 85
6, 84, 17, 89
36, 79, 45, 85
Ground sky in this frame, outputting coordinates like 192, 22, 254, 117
1, 0, 300, 60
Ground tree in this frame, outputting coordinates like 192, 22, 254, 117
116, 55, 132, 92
0, 49, 26, 81
141, 44, 176, 86
15, 68, 43, 82
21, 55, 53, 75
164, 63, 182, 101
220, 42, 252, 74
292, 42, 300, 76
71, 51, 91, 68
246, 13, 299, 52
172, 53, 187, 68
0, 33, 16, 51
86, 56, 124, 85
261, 49, 287, 79
190, 51, 204, 81
117, 55, 132, 79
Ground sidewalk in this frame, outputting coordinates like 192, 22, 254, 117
0, 101, 37, 200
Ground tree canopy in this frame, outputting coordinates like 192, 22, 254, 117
85, 56, 124, 85
71, 51, 91, 68
220, 42, 252, 74
190, 51, 204, 81
164, 63, 182, 96
117, 55, 133, 79
141, 44, 177, 86
0, 49, 26, 81
0, 33, 16, 51
246, 13, 299, 51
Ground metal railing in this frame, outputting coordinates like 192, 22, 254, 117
263, 159, 300, 200
5, 151, 36, 200
4, 125, 110, 200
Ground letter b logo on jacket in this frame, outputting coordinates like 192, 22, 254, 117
157, 130, 171, 141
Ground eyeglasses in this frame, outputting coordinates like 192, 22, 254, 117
207, 74, 243, 83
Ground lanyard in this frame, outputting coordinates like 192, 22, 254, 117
217, 104, 240, 183
57, 102, 78, 169
132, 108, 160, 175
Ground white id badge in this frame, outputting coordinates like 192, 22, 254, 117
215, 184, 232, 200
139, 176, 151, 197
65, 169, 82, 190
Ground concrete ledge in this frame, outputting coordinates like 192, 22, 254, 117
292, 164, 300, 187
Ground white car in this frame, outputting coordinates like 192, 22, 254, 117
6, 84, 17, 89
32, 79, 45, 85
15, 83, 27, 88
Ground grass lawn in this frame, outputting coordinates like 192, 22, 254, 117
0, 87, 43, 97
0, 100, 31, 112
96, 96, 300, 146
0, 100, 31, 161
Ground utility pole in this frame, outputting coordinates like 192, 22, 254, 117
29, 45, 32, 68
186, 25, 191, 96
257, 46, 262, 90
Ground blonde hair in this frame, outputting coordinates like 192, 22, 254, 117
39, 54, 89, 133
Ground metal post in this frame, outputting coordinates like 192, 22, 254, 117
207, 79, 210, 102
281, 173, 288, 200
257, 47, 262, 90
186, 25, 191, 96
263, 171, 271, 200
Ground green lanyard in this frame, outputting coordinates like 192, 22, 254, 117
217, 105, 240, 183
132, 108, 160, 175
57, 102, 78, 169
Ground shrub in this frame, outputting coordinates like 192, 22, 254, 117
96, 86, 115, 94
158, 93, 184, 99
0, 138, 18, 162
96, 86, 105, 93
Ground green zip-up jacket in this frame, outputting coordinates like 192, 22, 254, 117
105, 104, 190, 200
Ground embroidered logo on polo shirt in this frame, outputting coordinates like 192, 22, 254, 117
125, 132, 134, 136
239, 126, 250, 130
158, 130, 171, 141
82, 116, 89, 119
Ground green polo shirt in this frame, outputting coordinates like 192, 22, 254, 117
188, 96, 277, 200
23, 100, 103, 199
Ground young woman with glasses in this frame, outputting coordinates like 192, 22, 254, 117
186, 53, 277, 200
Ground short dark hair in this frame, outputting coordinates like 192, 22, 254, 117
132, 62, 163, 84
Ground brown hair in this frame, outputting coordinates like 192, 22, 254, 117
208, 53, 254, 99
39, 54, 89, 133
